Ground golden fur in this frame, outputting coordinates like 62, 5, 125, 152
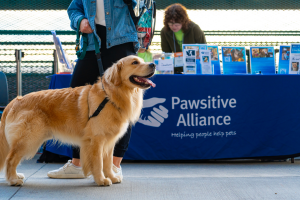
0, 55, 155, 186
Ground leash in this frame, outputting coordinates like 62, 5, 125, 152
76, 17, 105, 76
75, 17, 107, 120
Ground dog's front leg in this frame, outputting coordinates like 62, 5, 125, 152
81, 138, 112, 186
103, 147, 122, 184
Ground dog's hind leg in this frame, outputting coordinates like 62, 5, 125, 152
5, 120, 50, 186
80, 136, 112, 186
5, 146, 26, 186
103, 146, 122, 184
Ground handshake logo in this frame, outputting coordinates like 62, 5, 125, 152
137, 98, 169, 127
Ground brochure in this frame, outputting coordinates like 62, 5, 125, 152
278, 45, 290, 74
249, 46, 275, 74
183, 49, 196, 74
200, 50, 212, 74
207, 46, 221, 74
154, 58, 174, 74
174, 52, 184, 74
289, 44, 300, 74
221, 46, 247, 74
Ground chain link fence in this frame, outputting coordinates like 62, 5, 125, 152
0, 0, 300, 102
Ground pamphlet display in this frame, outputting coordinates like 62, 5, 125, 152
278, 45, 290, 74
174, 52, 184, 74
200, 50, 213, 74
221, 46, 247, 74
183, 49, 196, 74
208, 45, 221, 74
289, 44, 300, 74
249, 46, 275, 74
182, 44, 207, 74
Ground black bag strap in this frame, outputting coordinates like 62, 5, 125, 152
123, 0, 140, 26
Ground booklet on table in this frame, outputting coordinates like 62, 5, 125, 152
249, 46, 275, 74
221, 46, 247, 74
289, 44, 300, 74
278, 45, 290, 74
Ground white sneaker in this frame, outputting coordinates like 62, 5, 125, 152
47, 160, 86, 179
112, 164, 123, 178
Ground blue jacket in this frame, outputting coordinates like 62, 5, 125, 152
67, 0, 139, 52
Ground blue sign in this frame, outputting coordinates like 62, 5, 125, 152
250, 47, 276, 74
221, 47, 247, 74
124, 75, 300, 160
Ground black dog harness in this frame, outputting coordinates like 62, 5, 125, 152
88, 78, 109, 120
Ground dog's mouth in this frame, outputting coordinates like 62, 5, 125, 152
130, 72, 156, 88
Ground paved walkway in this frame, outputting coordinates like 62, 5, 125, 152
1, 155, 300, 200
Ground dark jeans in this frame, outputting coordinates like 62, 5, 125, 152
70, 25, 135, 158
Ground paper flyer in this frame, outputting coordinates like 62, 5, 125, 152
207, 46, 221, 74
182, 44, 207, 59
183, 49, 196, 74
289, 44, 300, 74
278, 45, 290, 74
221, 47, 247, 74
154, 58, 174, 74
200, 50, 212, 74
249, 46, 275, 74
174, 52, 184, 74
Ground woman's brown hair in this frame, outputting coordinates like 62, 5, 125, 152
163, 3, 191, 32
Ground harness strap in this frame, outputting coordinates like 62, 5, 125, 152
89, 97, 109, 119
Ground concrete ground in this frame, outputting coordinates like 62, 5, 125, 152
1, 155, 300, 200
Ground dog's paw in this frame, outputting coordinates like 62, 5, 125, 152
95, 178, 112, 186
110, 175, 122, 184
8, 178, 24, 186
17, 173, 25, 180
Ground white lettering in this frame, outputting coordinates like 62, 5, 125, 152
177, 114, 186, 126
172, 97, 180, 109
229, 98, 237, 108
224, 116, 231, 125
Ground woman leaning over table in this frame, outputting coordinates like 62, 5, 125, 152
160, 3, 207, 53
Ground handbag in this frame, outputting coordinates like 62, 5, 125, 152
124, 0, 156, 49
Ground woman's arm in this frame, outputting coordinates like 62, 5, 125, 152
161, 29, 172, 53
67, 0, 85, 31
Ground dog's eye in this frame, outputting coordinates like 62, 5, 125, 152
132, 61, 139, 65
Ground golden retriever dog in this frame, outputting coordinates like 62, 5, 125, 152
0, 55, 156, 186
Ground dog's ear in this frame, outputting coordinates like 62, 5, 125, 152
110, 61, 122, 86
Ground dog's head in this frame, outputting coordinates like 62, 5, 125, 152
105, 55, 156, 89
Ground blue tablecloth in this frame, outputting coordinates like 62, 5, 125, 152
46, 74, 300, 160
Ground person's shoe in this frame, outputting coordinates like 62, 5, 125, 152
112, 164, 123, 178
47, 160, 86, 179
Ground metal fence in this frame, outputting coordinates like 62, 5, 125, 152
0, 0, 300, 102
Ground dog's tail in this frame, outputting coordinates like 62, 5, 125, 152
0, 108, 10, 172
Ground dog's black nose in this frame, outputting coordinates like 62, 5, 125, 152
149, 63, 155, 68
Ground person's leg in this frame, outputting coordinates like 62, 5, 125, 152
96, 25, 136, 169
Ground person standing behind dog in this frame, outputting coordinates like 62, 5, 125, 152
47, 0, 139, 179
160, 3, 206, 53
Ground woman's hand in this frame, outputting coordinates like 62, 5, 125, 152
80, 19, 93, 33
